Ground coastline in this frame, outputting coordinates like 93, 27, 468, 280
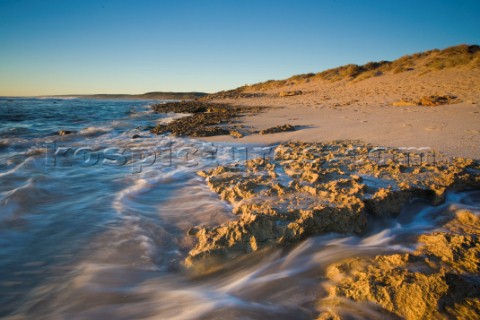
197, 67, 480, 160
200, 100, 480, 159
147, 98, 480, 318
1, 96, 478, 319
2, 0, 480, 315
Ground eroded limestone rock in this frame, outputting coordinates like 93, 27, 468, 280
186, 142, 480, 266
259, 124, 296, 135
322, 210, 480, 319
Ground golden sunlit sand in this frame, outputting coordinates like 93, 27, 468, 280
201, 45, 480, 159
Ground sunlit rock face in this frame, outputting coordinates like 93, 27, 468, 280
186, 141, 480, 265
322, 209, 480, 320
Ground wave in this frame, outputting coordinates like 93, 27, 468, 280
78, 126, 113, 137
0, 178, 37, 223
0, 127, 39, 137
36, 96, 79, 100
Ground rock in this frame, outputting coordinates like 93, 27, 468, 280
57, 130, 72, 136
186, 141, 480, 266
393, 95, 458, 107
187, 226, 202, 236
260, 124, 296, 135
364, 187, 419, 218
193, 126, 230, 137
150, 101, 264, 137
324, 210, 480, 319
229, 129, 244, 138
131, 134, 141, 139
279, 90, 303, 97
418, 95, 458, 106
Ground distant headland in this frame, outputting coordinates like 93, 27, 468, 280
40, 91, 208, 100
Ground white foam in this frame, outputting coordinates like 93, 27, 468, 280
78, 126, 112, 137
113, 178, 152, 214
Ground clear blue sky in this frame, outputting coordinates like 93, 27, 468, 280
1, 0, 479, 96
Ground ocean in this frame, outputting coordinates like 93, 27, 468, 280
0, 98, 478, 319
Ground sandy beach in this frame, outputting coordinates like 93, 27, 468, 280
203, 67, 480, 159
2, 0, 480, 317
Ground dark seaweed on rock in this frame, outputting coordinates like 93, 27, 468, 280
150, 101, 264, 137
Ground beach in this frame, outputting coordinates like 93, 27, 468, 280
1, 45, 480, 319
0, 97, 479, 319
202, 67, 480, 159
143, 47, 480, 318
2, 0, 480, 317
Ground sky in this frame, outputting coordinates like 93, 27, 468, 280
0, 0, 479, 96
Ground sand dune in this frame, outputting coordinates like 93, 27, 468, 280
202, 45, 480, 159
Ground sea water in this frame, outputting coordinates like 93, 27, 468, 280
0, 98, 478, 319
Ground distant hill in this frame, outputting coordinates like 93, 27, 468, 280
204, 44, 480, 99
50, 91, 208, 100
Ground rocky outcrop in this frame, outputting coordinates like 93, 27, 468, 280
279, 90, 303, 97
418, 95, 458, 106
57, 130, 72, 135
150, 101, 264, 137
259, 124, 296, 135
229, 129, 244, 138
322, 209, 480, 319
186, 142, 480, 266
393, 94, 458, 107
201, 90, 267, 101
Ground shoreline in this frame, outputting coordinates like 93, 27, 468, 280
149, 99, 480, 160
198, 64, 480, 160
200, 100, 480, 159
186, 140, 480, 261
1, 97, 479, 319
184, 140, 480, 319
148, 99, 480, 318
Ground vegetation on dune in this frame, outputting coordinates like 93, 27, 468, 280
238, 44, 480, 92
424, 44, 480, 71
315, 61, 390, 81
393, 95, 458, 107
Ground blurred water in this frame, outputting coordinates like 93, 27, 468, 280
0, 98, 478, 319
